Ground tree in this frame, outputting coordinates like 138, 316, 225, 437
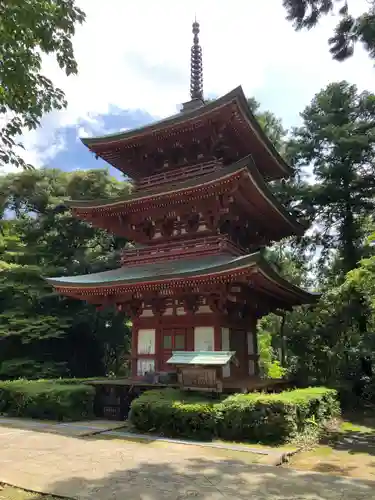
0, 168, 132, 380
247, 98, 287, 152
282, 0, 375, 62
346, 230, 375, 324
0, 0, 85, 170
288, 81, 375, 279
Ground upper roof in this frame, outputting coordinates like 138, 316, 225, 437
81, 86, 292, 180
45, 252, 319, 307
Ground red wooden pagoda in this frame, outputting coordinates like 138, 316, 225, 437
46, 21, 318, 391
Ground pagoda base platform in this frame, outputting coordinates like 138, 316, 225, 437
85, 377, 290, 420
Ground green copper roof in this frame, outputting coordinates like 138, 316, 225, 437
166, 351, 235, 366
80, 86, 292, 179
45, 252, 320, 305
46, 253, 257, 286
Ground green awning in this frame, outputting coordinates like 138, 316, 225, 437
166, 351, 236, 366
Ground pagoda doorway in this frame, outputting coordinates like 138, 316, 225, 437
160, 328, 189, 371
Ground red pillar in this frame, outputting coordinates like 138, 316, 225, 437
155, 316, 162, 371
131, 321, 138, 378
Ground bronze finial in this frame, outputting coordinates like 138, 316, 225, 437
190, 19, 203, 101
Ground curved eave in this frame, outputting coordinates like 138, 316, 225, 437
66, 158, 247, 211
244, 161, 307, 236
255, 259, 320, 305
45, 253, 319, 307
46, 253, 261, 288
81, 86, 291, 180
234, 87, 292, 178
80, 87, 244, 147
65, 155, 305, 237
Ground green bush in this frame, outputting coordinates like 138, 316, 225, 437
0, 359, 70, 380
0, 379, 95, 421
218, 387, 340, 443
129, 389, 219, 440
129, 387, 340, 444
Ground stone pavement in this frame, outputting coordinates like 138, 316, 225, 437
0, 426, 374, 500
0, 417, 126, 437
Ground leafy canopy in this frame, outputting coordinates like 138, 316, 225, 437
283, 0, 375, 62
0, 0, 85, 170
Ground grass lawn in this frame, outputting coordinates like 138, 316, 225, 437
0, 484, 62, 500
286, 409, 375, 481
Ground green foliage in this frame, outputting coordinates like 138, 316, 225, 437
247, 98, 287, 152
283, 0, 375, 62
129, 388, 339, 444
288, 81, 375, 278
218, 387, 339, 443
346, 231, 375, 321
280, 289, 368, 383
0, 359, 69, 380
273, 82, 375, 384
0, 168, 132, 380
267, 360, 287, 379
0, 379, 95, 421
129, 389, 218, 440
257, 328, 286, 379
0, 0, 85, 170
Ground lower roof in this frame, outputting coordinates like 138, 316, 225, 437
45, 252, 319, 305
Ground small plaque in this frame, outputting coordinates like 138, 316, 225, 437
103, 406, 121, 420
180, 367, 219, 392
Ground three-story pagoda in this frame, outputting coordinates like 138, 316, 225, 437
46, 21, 318, 390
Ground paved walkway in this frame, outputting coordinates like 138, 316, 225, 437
0, 426, 374, 500
0, 417, 289, 459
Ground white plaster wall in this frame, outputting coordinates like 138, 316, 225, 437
137, 358, 155, 376
247, 332, 254, 355
137, 329, 156, 355
140, 309, 154, 317
194, 326, 214, 351
248, 359, 255, 376
197, 305, 212, 314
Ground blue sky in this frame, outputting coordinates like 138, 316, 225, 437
15, 0, 374, 177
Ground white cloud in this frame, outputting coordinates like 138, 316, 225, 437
18, 0, 375, 167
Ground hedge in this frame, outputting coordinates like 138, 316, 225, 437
129, 389, 218, 440
0, 379, 95, 421
129, 387, 340, 443
218, 387, 340, 443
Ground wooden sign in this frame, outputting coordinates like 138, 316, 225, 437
180, 367, 220, 392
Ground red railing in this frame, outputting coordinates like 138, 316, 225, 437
134, 160, 221, 192
121, 236, 244, 266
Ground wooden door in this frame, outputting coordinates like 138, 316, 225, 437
160, 328, 187, 372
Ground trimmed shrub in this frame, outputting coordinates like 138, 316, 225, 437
218, 387, 340, 443
0, 380, 95, 421
129, 389, 219, 440
129, 387, 340, 444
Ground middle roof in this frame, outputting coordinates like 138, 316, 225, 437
67, 155, 306, 242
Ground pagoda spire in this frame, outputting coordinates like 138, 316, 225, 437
190, 19, 203, 101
